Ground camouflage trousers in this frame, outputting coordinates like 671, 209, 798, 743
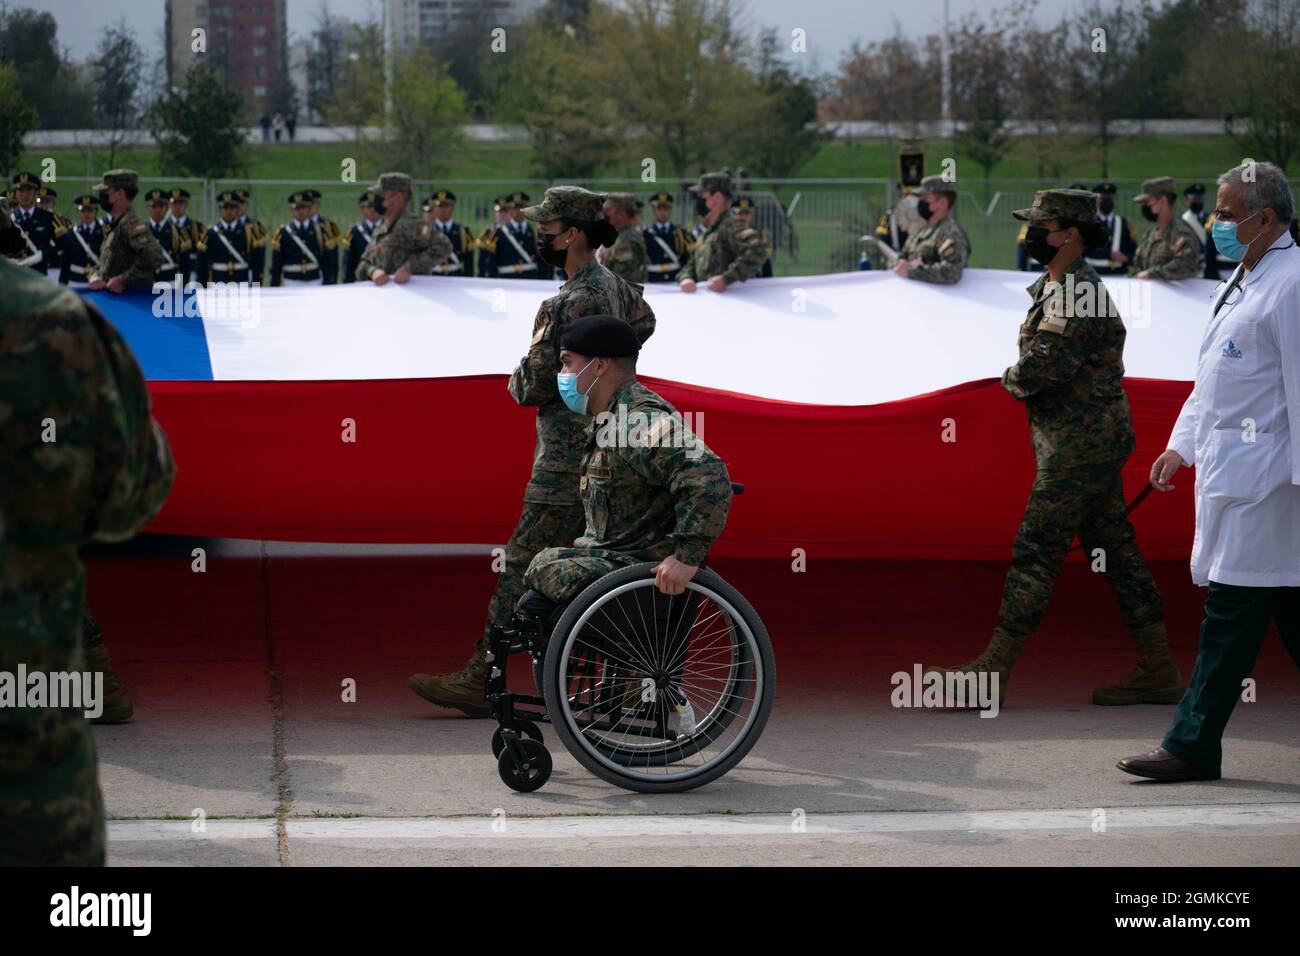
998, 460, 1163, 638
524, 547, 647, 604
83, 602, 103, 650
481, 500, 586, 645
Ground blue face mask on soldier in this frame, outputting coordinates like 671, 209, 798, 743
556, 357, 598, 415
1211, 209, 1262, 261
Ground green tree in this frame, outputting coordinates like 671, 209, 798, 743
950, 10, 1015, 195
91, 22, 142, 167
0, 61, 37, 171
1009, 2, 1075, 181
1222, 0, 1300, 170
0, 5, 94, 128
742, 29, 828, 178
145, 65, 247, 178
382, 49, 470, 178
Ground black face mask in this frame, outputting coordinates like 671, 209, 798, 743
97, 190, 113, 212
917, 199, 933, 221
694, 196, 710, 217
0, 223, 26, 257
1188, 200, 1204, 214
536, 229, 568, 268
371, 194, 386, 215
1140, 204, 1158, 222
1024, 225, 1063, 266
1098, 196, 1115, 215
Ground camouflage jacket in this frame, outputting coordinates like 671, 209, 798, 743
900, 216, 969, 284
91, 207, 165, 289
579, 379, 732, 566
0, 260, 175, 826
508, 258, 656, 505
678, 209, 767, 285
355, 212, 452, 280
1132, 217, 1204, 280
605, 225, 648, 285
1002, 257, 1135, 471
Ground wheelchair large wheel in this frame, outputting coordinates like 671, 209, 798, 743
541, 562, 775, 793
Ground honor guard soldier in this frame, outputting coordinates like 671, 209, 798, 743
232, 187, 269, 282
678, 171, 767, 293
199, 190, 263, 284
1132, 177, 1204, 280
601, 191, 648, 284
56, 194, 105, 287
868, 148, 926, 268
39, 186, 72, 276
732, 196, 773, 277
493, 191, 548, 280
475, 195, 513, 279
6, 171, 57, 274
892, 173, 970, 284
1081, 181, 1137, 276
643, 192, 693, 283
355, 171, 452, 284
86, 169, 165, 293
343, 189, 381, 284
142, 187, 190, 285
425, 189, 476, 277
1187, 182, 1234, 280
272, 190, 338, 285
302, 189, 342, 282
167, 188, 205, 284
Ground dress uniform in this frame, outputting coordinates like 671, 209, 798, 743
199, 191, 264, 284
929, 189, 1179, 706
1132, 177, 1204, 279
302, 189, 341, 283
271, 191, 338, 285
896, 174, 970, 284
1082, 181, 1138, 276
166, 188, 205, 284
643, 192, 694, 283
493, 192, 548, 280
343, 190, 380, 284
56, 195, 106, 287
6, 171, 57, 274
233, 187, 269, 283
424, 190, 476, 277
678, 172, 768, 288
1189, 183, 1237, 281
39, 186, 71, 277
142, 188, 190, 285
732, 197, 773, 277
476, 196, 512, 279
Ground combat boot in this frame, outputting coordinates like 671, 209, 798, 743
925, 629, 1025, 709
408, 643, 491, 718
1093, 622, 1184, 705
85, 640, 134, 724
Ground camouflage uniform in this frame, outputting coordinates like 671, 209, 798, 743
525, 379, 733, 602
930, 189, 1179, 706
89, 170, 165, 290
898, 174, 970, 284
355, 172, 452, 281
678, 172, 767, 286
0, 205, 176, 864
603, 192, 648, 285
1131, 177, 1205, 280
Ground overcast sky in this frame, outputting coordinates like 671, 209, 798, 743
30, 0, 1081, 69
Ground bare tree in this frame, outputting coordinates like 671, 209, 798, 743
91, 21, 143, 167
1065, 0, 1139, 178
1222, 0, 1300, 171
949, 9, 1015, 197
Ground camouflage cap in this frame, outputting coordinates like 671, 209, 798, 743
1012, 188, 1099, 223
1133, 176, 1176, 202
688, 171, 732, 195
93, 168, 139, 192
603, 191, 640, 214
521, 185, 607, 223
371, 172, 413, 193
918, 174, 957, 195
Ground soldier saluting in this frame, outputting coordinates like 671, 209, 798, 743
356, 172, 452, 284
86, 169, 165, 293
678, 171, 767, 293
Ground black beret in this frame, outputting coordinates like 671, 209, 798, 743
559, 315, 640, 358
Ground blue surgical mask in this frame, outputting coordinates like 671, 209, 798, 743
556, 357, 597, 415
1211, 209, 1261, 261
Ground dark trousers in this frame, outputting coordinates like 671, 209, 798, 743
1163, 582, 1300, 769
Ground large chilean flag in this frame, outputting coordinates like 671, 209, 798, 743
84, 270, 1211, 559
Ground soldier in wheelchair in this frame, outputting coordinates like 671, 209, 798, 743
486, 315, 775, 793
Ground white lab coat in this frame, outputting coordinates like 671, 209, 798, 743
1168, 233, 1300, 587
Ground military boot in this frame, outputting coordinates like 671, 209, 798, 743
925, 629, 1025, 709
85, 640, 134, 724
1093, 622, 1184, 705
408, 641, 491, 718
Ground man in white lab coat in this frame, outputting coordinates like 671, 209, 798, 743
1119, 162, 1300, 782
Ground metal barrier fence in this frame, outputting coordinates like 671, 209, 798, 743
43, 176, 1300, 277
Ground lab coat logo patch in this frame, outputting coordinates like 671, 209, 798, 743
1222, 339, 1243, 359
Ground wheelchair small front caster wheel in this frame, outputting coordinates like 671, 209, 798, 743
498, 739, 552, 792
491, 721, 544, 758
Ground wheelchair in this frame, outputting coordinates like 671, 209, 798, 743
485, 485, 775, 794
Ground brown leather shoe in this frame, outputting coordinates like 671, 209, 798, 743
1117, 747, 1220, 782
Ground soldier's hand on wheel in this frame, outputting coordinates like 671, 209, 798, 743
394, 265, 412, 284
87, 276, 106, 291
679, 278, 697, 293
653, 556, 698, 596
1150, 449, 1187, 492
706, 275, 727, 292
105, 275, 126, 294
371, 268, 389, 285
